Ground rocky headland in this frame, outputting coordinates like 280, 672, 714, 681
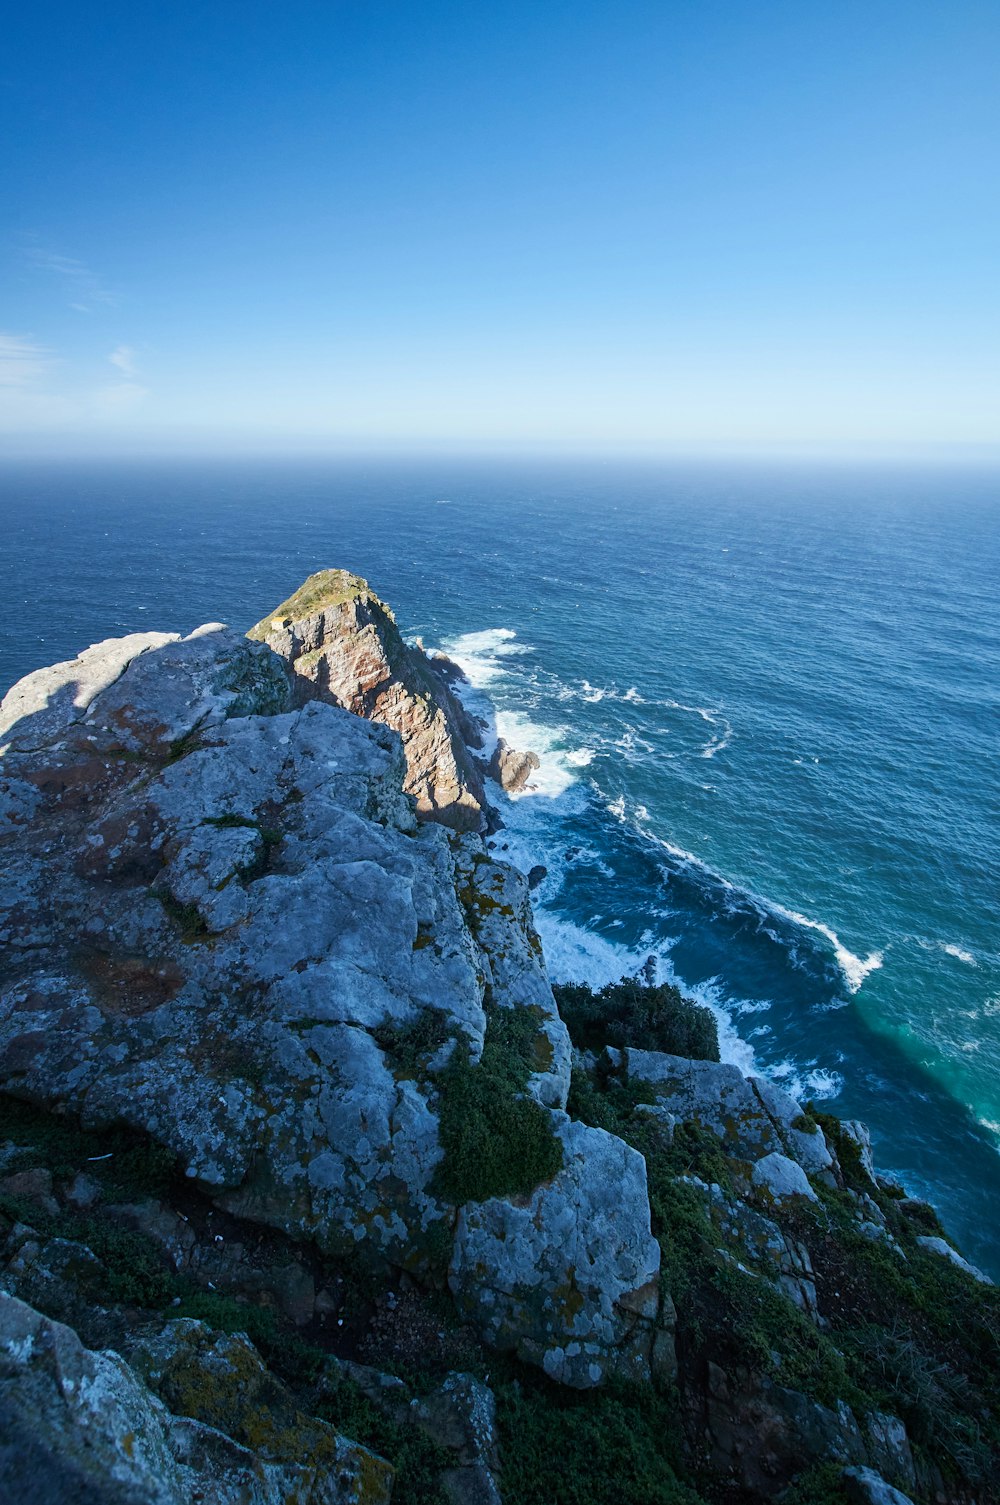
0, 573, 996, 1505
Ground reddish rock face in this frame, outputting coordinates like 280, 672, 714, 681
249, 570, 495, 834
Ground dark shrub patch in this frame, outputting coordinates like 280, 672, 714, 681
553, 978, 719, 1062
495, 1374, 703, 1505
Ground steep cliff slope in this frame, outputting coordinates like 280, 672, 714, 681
0, 620, 663, 1390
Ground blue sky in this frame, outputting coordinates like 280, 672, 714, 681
2, 0, 998, 455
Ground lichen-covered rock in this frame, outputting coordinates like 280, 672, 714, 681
914, 1235, 992, 1284
0, 621, 651, 1385
618, 1048, 832, 1176
249, 569, 496, 833
0, 1290, 391, 1504
129, 1317, 392, 1494
0, 624, 289, 764
692, 1179, 819, 1319
450, 1115, 662, 1388
751, 1152, 818, 1205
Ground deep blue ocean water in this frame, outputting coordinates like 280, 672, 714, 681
1, 457, 998, 1276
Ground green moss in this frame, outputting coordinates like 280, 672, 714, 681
432, 1005, 562, 1205
371, 1010, 454, 1082
553, 978, 719, 1062
155, 891, 209, 939
248, 570, 377, 637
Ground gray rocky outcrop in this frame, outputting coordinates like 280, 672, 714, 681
914, 1235, 992, 1284
249, 570, 496, 833
0, 616, 654, 1385
450, 1114, 664, 1387
613, 1048, 833, 1177
0, 1290, 391, 1504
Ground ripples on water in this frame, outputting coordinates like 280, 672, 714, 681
1, 457, 998, 1274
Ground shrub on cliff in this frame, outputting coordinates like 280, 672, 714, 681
432, 1004, 563, 1205
552, 978, 720, 1062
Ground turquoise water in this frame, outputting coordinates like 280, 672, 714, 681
1, 458, 998, 1275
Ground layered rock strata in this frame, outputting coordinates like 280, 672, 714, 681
249, 570, 500, 833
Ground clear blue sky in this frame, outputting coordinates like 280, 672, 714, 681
2, 0, 998, 456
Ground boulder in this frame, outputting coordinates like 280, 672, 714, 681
751, 1152, 818, 1205
487, 737, 540, 794
618, 1049, 832, 1174
841, 1465, 916, 1505
450, 1114, 662, 1388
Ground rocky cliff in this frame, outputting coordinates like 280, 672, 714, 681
248, 569, 520, 833
0, 578, 996, 1505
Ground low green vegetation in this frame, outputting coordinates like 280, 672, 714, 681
0, 1095, 179, 1198
431, 1004, 563, 1205
155, 890, 210, 938
247, 569, 373, 636
494, 1374, 702, 1505
553, 977, 720, 1062
370, 1008, 454, 1082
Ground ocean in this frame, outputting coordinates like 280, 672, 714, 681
1, 456, 998, 1277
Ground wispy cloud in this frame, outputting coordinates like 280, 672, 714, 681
0, 334, 50, 387
26, 247, 117, 312
109, 344, 137, 376
0, 332, 149, 433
